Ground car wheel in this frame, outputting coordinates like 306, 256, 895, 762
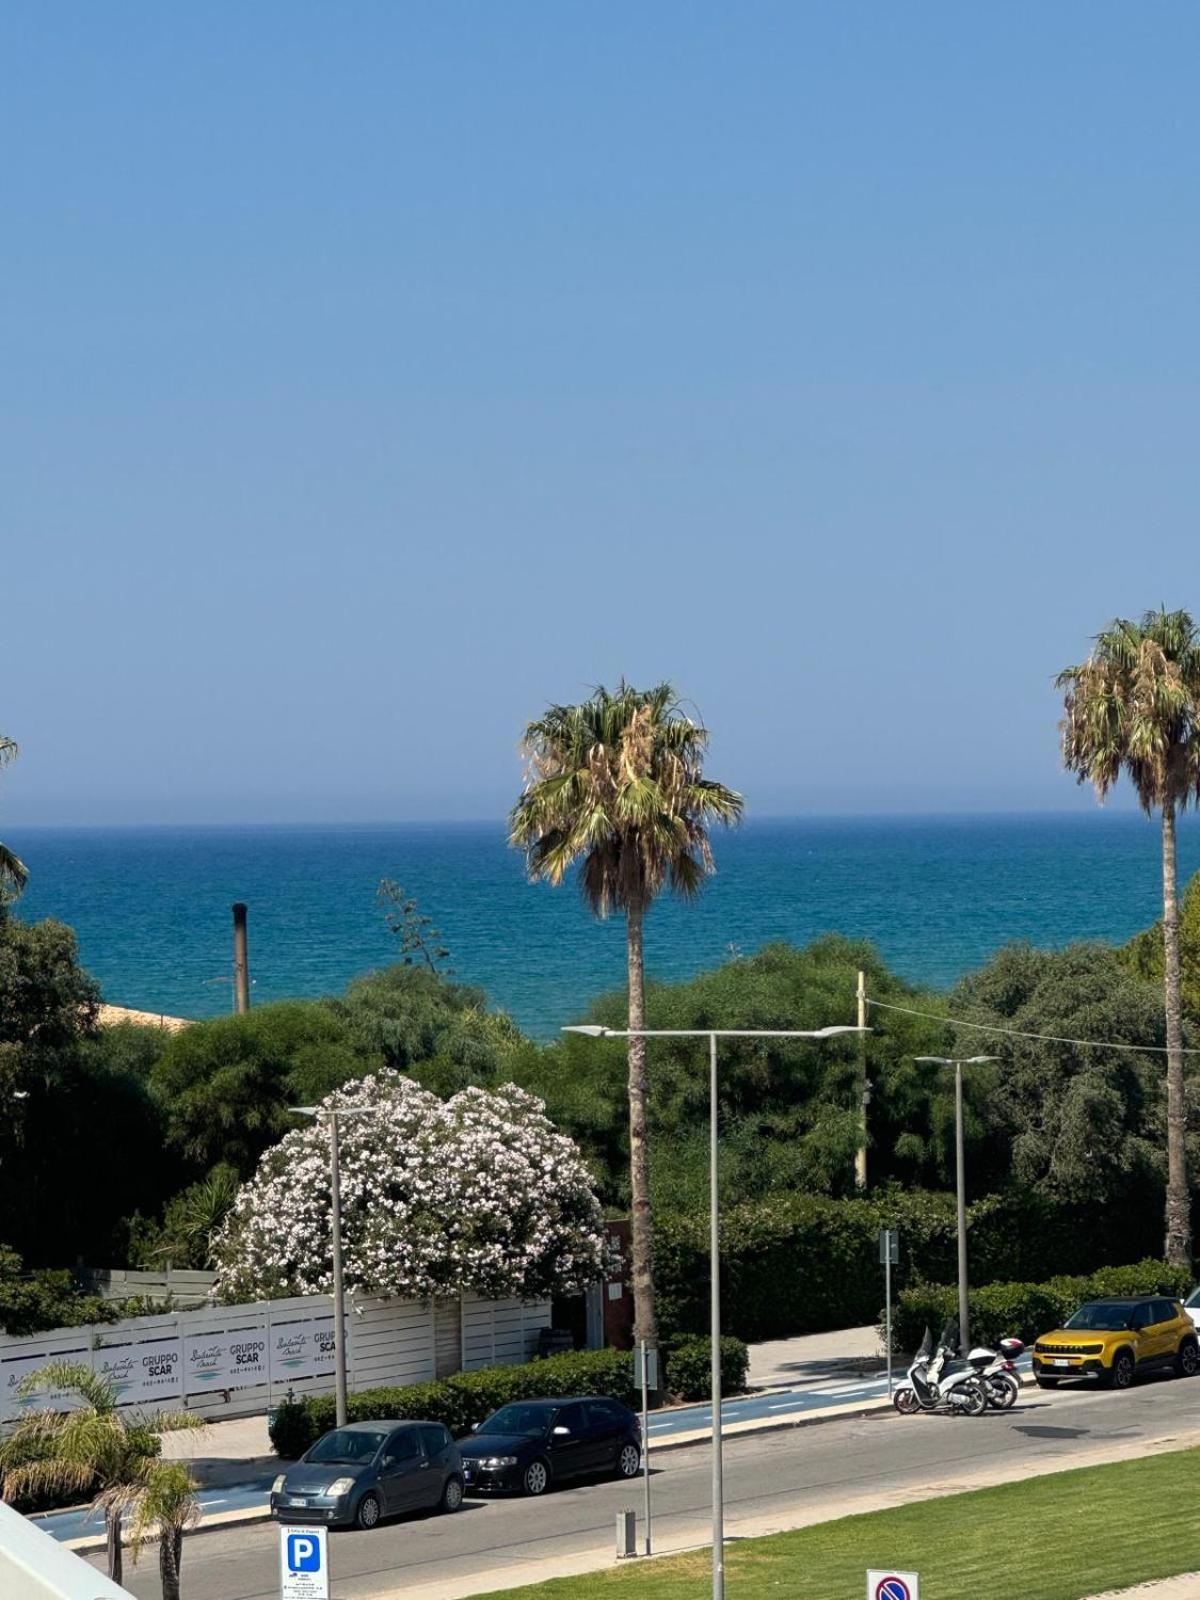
1107, 1350, 1135, 1390
1176, 1339, 1199, 1378
522, 1458, 550, 1497
1034, 1375, 1059, 1389
440, 1475, 464, 1513
355, 1492, 382, 1530
616, 1442, 641, 1479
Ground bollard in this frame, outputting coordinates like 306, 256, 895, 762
616, 1508, 638, 1559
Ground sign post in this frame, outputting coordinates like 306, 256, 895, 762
635, 1341, 658, 1555
878, 1229, 899, 1397
867, 1572, 919, 1600
280, 1525, 329, 1600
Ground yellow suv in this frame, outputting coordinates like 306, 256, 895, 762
1033, 1295, 1199, 1391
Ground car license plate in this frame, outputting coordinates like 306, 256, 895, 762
285, 1496, 310, 1506
1051, 1359, 1072, 1367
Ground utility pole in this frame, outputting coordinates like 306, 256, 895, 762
854, 970, 868, 1190
329, 1111, 349, 1427
955, 1061, 969, 1349
232, 903, 251, 1015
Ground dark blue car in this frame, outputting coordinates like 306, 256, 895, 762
459, 1396, 641, 1497
271, 1419, 464, 1529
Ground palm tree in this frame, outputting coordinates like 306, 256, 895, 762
128, 1461, 200, 1600
510, 682, 743, 1357
0, 734, 27, 900
0, 1361, 202, 1585
1058, 608, 1200, 1265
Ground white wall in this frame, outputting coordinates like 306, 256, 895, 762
0, 1497, 131, 1598
0, 1292, 552, 1425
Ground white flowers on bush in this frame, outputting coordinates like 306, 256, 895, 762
212, 1072, 615, 1303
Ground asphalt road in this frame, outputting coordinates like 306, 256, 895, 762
90, 1372, 1200, 1600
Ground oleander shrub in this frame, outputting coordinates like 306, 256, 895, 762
269, 1346, 638, 1459
889, 1259, 1193, 1355
663, 1335, 749, 1402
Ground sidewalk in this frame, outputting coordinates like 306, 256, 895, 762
1087, 1583, 1200, 1599
748, 1325, 882, 1389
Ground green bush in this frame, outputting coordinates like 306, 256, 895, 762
654, 1187, 1160, 1345
889, 1259, 1193, 1354
664, 1336, 749, 1401
269, 1346, 637, 1459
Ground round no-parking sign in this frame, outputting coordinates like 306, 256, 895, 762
867, 1571, 919, 1600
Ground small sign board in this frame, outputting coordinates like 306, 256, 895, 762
867, 1571, 919, 1600
878, 1228, 899, 1266
280, 1525, 329, 1599
634, 1345, 659, 1391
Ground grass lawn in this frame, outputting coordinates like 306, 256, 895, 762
503, 1447, 1200, 1600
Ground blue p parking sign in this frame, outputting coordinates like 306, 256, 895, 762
280, 1524, 329, 1598
867, 1571, 919, 1600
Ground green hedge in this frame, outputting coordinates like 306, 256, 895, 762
889, 1260, 1194, 1354
664, 1336, 749, 1401
653, 1188, 1161, 1345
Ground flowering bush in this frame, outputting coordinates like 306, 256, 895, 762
212, 1072, 615, 1304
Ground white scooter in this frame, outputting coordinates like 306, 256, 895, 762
965, 1337, 1024, 1409
893, 1323, 988, 1416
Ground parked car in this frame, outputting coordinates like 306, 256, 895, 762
1032, 1295, 1199, 1390
271, 1419, 464, 1529
459, 1396, 641, 1497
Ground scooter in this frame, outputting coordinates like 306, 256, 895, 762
892, 1323, 988, 1416
965, 1337, 1024, 1409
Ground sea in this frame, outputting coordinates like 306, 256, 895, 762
7, 814, 1199, 1041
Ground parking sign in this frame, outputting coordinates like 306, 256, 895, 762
867, 1572, 919, 1600
280, 1525, 329, 1599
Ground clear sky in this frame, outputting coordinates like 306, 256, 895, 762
4, 3, 1198, 825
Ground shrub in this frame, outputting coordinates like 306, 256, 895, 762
269, 1346, 637, 1459
664, 1336, 749, 1401
654, 1187, 1161, 1345
889, 1259, 1193, 1354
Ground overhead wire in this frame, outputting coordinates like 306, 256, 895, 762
864, 994, 1200, 1056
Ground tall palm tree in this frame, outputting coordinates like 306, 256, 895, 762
128, 1461, 201, 1600
510, 682, 743, 1357
1058, 608, 1200, 1265
0, 734, 27, 899
0, 1361, 202, 1585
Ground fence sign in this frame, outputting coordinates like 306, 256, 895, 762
868, 1572, 919, 1600
95, 1335, 183, 1405
270, 1315, 340, 1385
185, 1329, 268, 1392
280, 1524, 329, 1599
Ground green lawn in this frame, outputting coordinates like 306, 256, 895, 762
504, 1447, 1200, 1600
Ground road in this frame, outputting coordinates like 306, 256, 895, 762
89, 1371, 1200, 1600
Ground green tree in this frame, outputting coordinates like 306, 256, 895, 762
0, 734, 28, 900
127, 1461, 200, 1600
1058, 608, 1200, 1264
1126, 870, 1200, 1024
377, 878, 453, 973
510, 681, 743, 1356
0, 1362, 201, 1586
129, 1164, 241, 1271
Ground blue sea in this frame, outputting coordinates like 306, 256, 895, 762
7, 815, 1199, 1040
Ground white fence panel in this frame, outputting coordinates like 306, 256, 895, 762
0, 1291, 553, 1423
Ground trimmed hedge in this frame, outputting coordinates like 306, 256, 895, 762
269, 1338, 752, 1458
664, 1336, 749, 1401
889, 1259, 1194, 1355
654, 1188, 1161, 1345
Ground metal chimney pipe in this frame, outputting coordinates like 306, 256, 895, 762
232, 902, 250, 1014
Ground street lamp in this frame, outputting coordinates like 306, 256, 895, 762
913, 1056, 998, 1350
290, 1104, 375, 1427
564, 1022, 869, 1600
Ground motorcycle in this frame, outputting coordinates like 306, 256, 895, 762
965, 1336, 1024, 1409
892, 1322, 988, 1416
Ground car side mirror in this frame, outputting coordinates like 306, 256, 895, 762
552, 1425, 570, 1437
471, 1422, 480, 1432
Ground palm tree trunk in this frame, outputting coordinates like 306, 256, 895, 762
1162, 801, 1192, 1266
159, 1526, 183, 1600
106, 1508, 123, 1587
625, 896, 659, 1369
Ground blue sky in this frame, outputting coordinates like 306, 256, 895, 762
3, 3, 1199, 824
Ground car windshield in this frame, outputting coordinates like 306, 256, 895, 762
1063, 1302, 1135, 1332
306, 1428, 386, 1465
479, 1404, 552, 1438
